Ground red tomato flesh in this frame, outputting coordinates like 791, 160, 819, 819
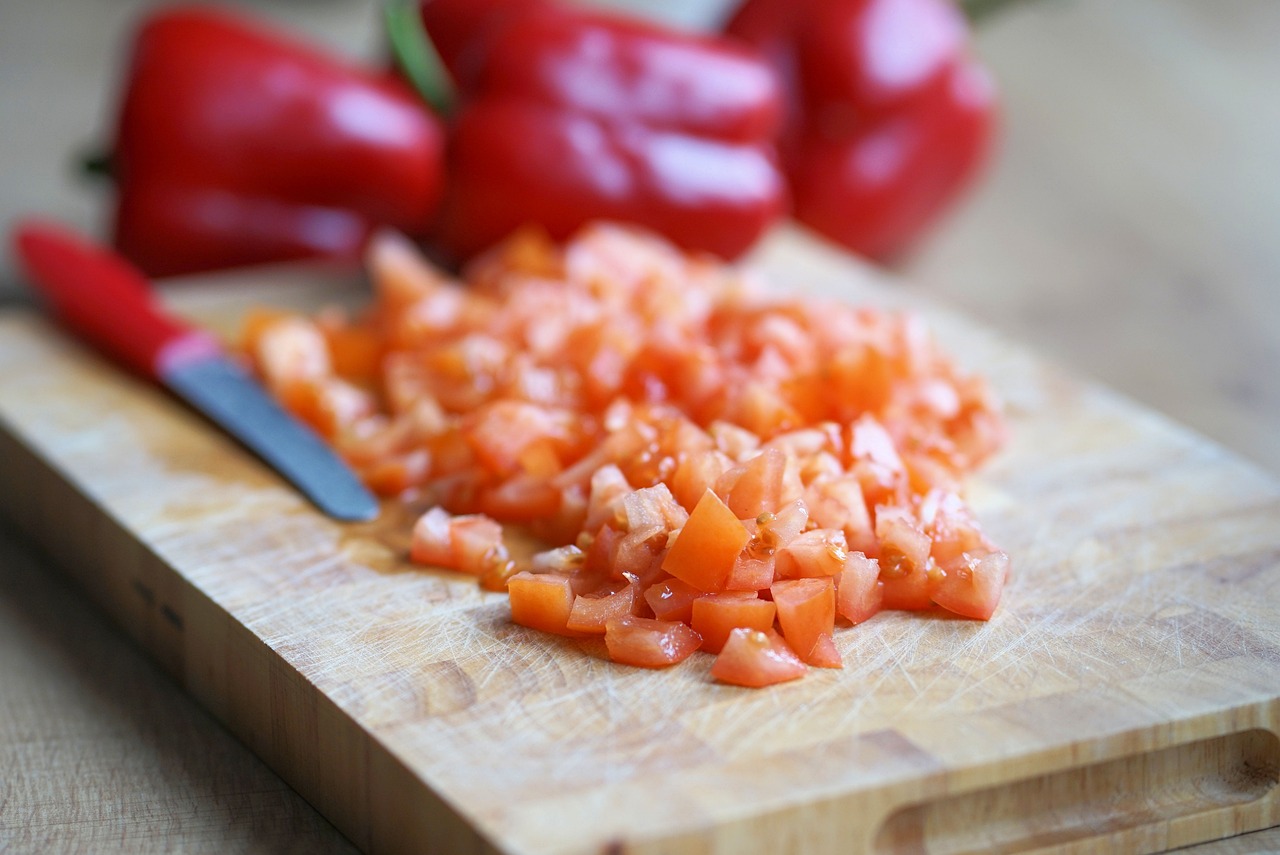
931, 551, 1009, 620
566, 579, 639, 634
249, 225, 1011, 690
691, 593, 778, 653
836, 552, 883, 625
508, 571, 584, 636
643, 577, 702, 623
660, 489, 750, 592
711, 628, 807, 688
770, 578, 836, 666
605, 616, 703, 669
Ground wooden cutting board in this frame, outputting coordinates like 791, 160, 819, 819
1, 227, 1277, 855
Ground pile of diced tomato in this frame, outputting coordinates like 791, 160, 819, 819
244, 224, 1009, 687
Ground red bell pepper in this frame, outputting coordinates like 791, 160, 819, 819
110, 6, 446, 277
726, 0, 997, 261
403, 0, 789, 262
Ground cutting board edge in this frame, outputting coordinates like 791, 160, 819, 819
4, 406, 1280, 855
0, 420, 506, 855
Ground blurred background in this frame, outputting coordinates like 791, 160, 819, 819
3, 0, 1277, 476
2, 0, 1279, 850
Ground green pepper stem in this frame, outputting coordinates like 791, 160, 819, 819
385, 0, 456, 116
80, 150, 114, 179
960, 0, 1047, 25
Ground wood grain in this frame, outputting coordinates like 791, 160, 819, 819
1, 226, 1278, 854
2, 0, 1279, 851
0, 525, 357, 854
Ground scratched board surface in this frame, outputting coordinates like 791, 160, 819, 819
0, 227, 1277, 854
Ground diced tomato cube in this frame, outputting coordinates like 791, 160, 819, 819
726, 556, 775, 592
409, 507, 455, 567
478, 473, 562, 522
931, 551, 1009, 620
449, 515, 508, 575
322, 322, 383, 383
770, 578, 836, 666
566, 579, 640, 634
508, 572, 583, 636
718, 447, 801, 520
709, 421, 761, 460
835, 552, 883, 625
464, 400, 577, 477
880, 563, 935, 610
711, 628, 807, 688
363, 450, 430, 498
875, 505, 932, 571
661, 489, 750, 592
583, 524, 625, 576
366, 228, 451, 314
775, 529, 847, 579
670, 449, 732, 512
621, 483, 689, 533
875, 506, 934, 610
583, 464, 631, 533
691, 593, 777, 653
604, 616, 703, 669
252, 315, 331, 394
805, 476, 875, 555
749, 499, 809, 556
612, 525, 667, 583
643, 577, 702, 623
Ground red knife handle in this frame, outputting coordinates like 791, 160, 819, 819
13, 220, 222, 379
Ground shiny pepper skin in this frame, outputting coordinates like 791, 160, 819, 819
111, 6, 446, 277
418, 0, 790, 262
726, 0, 997, 261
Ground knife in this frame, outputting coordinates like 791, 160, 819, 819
13, 220, 380, 522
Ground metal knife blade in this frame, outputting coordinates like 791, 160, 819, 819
165, 356, 380, 521
13, 219, 380, 522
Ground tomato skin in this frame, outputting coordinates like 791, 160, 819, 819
605, 616, 703, 669
691, 593, 777, 653
931, 551, 1008, 620
770, 578, 836, 665
711, 628, 807, 688
660, 489, 751, 592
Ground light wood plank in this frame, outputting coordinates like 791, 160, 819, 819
2, 225, 1278, 854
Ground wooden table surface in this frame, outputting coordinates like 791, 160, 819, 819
2, 0, 1277, 852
